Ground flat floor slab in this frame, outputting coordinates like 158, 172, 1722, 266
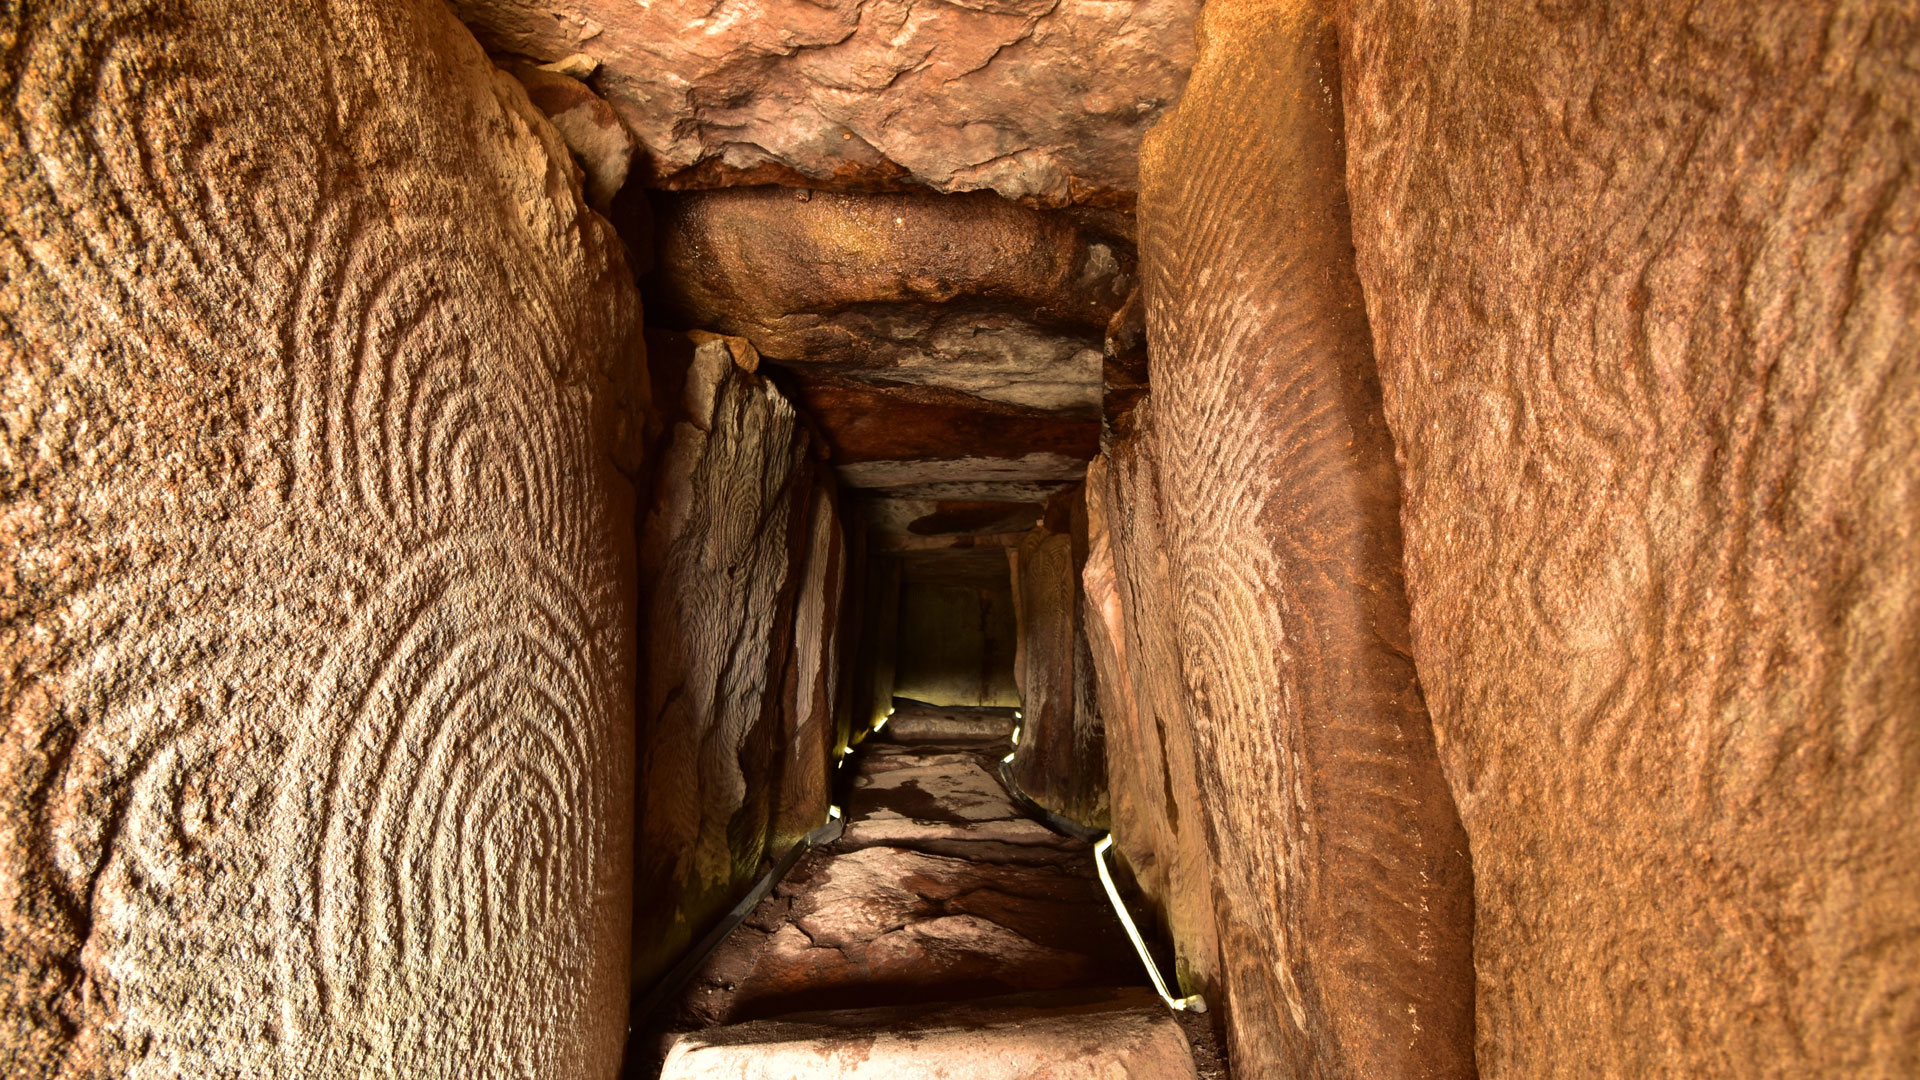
885, 701, 1018, 743
658, 987, 1198, 1080
659, 735, 1135, 1027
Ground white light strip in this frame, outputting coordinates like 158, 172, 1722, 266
1093, 835, 1207, 1013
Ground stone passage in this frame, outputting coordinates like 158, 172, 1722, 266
645, 700, 1223, 1079
8, 0, 1914, 1073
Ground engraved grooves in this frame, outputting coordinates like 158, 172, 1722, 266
271, 537, 604, 1030
1340, 0, 1920, 1072
633, 346, 813, 986
2, 0, 639, 1075
1131, 2, 1476, 1075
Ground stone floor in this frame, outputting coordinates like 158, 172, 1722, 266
645, 701, 1229, 1078
657, 986, 1197, 1079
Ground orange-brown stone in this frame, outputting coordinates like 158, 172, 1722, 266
1124, 0, 1479, 1072
1341, 0, 1920, 1073
1, 2, 644, 1073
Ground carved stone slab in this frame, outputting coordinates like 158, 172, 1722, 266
659, 987, 1198, 1080
448, 0, 1199, 206
0, 1, 644, 1074
1342, 0, 1920, 1073
634, 334, 820, 987
1130, 0, 1478, 1073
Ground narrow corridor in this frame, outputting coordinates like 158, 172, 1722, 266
10, 0, 1914, 1074
645, 701, 1227, 1078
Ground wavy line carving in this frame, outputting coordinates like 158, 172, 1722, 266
1126, 2, 1477, 1076
1, 0, 641, 1076
630, 335, 814, 988
1340, 0, 1920, 1073
272, 537, 604, 1030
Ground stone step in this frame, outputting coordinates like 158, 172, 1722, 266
884, 701, 1018, 743
657, 987, 1198, 1080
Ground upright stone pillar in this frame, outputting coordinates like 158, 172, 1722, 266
1, 2, 644, 1074
1132, 0, 1478, 1072
1343, 0, 1920, 1072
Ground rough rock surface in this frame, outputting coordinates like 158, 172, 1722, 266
1100, 285, 1151, 439
789, 381, 1101, 482
1341, 1, 1920, 1074
650, 189, 1128, 369
658, 987, 1198, 1080
773, 475, 850, 851
649, 188, 1115, 553
850, 559, 903, 734
889, 529, 1021, 713
859, 497, 1042, 539
502, 61, 636, 211
0, 1, 642, 1076
635, 334, 827, 986
1081, 442, 1221, 1001
1129, 0, 1478, 1073
658, 713, 1131, 1029
1008, 490, 1107, 825
895, 579, 1021, 709
885, 704, 1018, 744
447, 0, 1199, 205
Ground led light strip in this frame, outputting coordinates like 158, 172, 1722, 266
1093, 834, 1207, 1012
1001, 706, 1205, 1014
634, 709, 888, 1031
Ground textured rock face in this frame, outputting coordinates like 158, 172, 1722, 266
1131, 0, 1477, 1073
651, 189, 1128, 369
790, 381, 1100, 483
634, 335, 826, 986
851, 558, 903, 733
773, 475, 850, 851
861, 497, 1041, 539
0, 1, 642, 1076
1008, 491, 1107, 825
1341, 1, 1920, 1074
503, 61, 636, 212
649, 188, 1115, 550
833, 738, 1083, 866
894, 581, 1020, 709
738, 844, 1120, 1004
447, 0, 1198, 206
885, 702, 1018, 744
1080, 442, 1220, 1000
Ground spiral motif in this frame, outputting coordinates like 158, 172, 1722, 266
2, 0, 638, 1076
270, 537, 610, 1036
